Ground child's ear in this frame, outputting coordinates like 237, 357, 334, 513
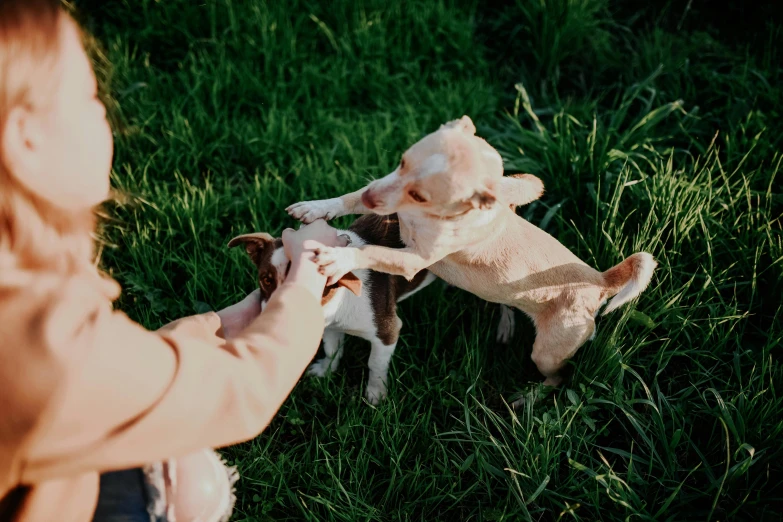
1, 106, 46, 194
227, 232, 276, 264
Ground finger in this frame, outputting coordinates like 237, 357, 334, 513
307, 219, 325, 231
281, 229, 295, 257
303, 239, 326, 251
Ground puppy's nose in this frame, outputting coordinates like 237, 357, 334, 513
361, 190, 378, 209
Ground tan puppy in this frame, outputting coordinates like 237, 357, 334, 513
287, 116, 656, 393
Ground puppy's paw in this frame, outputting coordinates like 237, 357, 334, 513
286, 198, 344, 224
365, 381, 387, 405
314, 246, 358, 285
496, 305, 516, 344
307, 358, 336, 377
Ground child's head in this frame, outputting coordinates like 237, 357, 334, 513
1, 0, 113, 271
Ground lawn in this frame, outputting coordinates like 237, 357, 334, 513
76, 0, 781, 520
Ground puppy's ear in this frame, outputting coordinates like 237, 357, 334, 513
440, 115, 476, 136
227, 232, 276, 264
335, 272, 362, 296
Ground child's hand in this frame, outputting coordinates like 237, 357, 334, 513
281, 220, 348, 300
281, 219, 347, 262
216, 289, 263, 339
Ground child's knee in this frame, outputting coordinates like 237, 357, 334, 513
172, 449, 237, 522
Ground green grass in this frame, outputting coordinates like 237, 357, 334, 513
77, 0, 782, 520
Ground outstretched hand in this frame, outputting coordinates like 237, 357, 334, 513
216, 289, 263, 339
218, 220, 351, 337
280, 219, 348, 262
280, 219, 349, 300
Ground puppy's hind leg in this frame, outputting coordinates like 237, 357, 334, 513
307, 329, 345, 377
365, 316, 402, 405
530, 314, 595, 387
511, 312, 595, 409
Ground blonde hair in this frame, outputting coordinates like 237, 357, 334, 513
0, 0, 96, 275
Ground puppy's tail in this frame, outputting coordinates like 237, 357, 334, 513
601, 252, 657, 315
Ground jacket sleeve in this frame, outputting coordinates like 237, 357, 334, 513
19, 280, 325, 483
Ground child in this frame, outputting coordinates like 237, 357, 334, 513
0, 1, 338, 520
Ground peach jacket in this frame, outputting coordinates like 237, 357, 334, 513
0, 266, 324, 521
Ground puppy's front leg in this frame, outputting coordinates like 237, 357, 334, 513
286, 187, 371, 224
315, 245, 446, 284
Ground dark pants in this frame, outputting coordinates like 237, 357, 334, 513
0, 471, 161, 522
92, 468, 166, 522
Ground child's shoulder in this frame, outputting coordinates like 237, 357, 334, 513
0, 266, 120, 350
0, 268, 118, 473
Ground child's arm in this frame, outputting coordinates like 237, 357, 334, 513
17, 266, 326, 482
157, 288, 264, 342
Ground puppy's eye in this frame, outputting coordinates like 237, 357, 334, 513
261, 275, 273, 286
408, 190, 426, 203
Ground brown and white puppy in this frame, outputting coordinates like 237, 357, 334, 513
286, 116, 657, 399
228, 214, 437, 404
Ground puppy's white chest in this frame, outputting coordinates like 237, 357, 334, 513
399, 216, 461, 252
322, 292, 344, 324
322, 269, 376, 337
